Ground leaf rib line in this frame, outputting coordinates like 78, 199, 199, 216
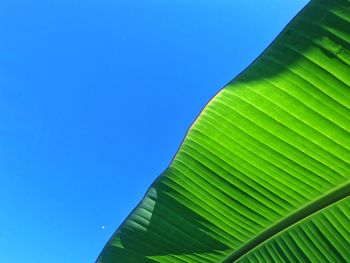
215, 98, 342, 183
195, 115, 328, 196
264, 50, 350, 119
221, 181, 350, 262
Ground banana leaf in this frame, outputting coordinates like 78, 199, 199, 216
97, 0, 350, 262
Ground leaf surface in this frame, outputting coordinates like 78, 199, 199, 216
97, 0, 350, 262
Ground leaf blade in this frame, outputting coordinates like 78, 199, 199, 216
97, 0, 350, 262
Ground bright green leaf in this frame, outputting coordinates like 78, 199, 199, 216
97, 0, 350, 262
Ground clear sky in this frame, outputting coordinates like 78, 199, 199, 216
0, 0, 309, 262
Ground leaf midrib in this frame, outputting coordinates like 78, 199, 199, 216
221, 180, 350, 263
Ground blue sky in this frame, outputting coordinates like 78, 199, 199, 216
0, 0, 308, 262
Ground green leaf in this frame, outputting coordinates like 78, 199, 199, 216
97, 0, 350, 262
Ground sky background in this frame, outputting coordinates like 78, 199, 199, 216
0, 0, 308, 262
